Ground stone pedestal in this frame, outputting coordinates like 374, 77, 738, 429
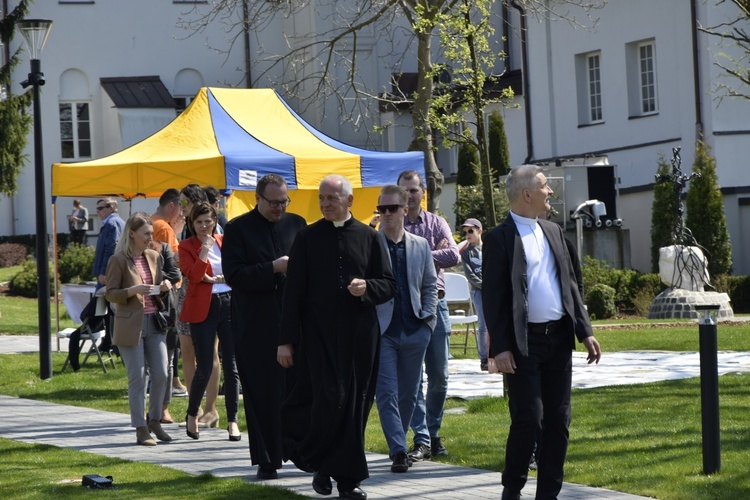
648, 288, 733, 320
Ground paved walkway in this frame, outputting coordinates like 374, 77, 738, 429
5, 333, 750, 499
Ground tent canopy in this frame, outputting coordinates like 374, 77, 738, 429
52, 87, 424, 222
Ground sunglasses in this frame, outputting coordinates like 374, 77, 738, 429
95, 205, 109, 211
376, 204, 404, 214
462, 228, 476, 236
179, 199, 189, 207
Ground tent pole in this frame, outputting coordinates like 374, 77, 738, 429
52, 201, 60, 351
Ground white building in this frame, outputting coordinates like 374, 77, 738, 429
3, 0, 749, 274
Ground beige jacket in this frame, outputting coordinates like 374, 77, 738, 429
104, 250, 164, 347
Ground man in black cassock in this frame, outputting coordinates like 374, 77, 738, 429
223, 174, 307, 480
278, 174, 396, 500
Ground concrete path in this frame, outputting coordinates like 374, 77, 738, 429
7, 333, 750, 499
0, 394, 647, 499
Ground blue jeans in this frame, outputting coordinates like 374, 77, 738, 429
376, 324, 431, 456
470, 288, 488, 360
188, 292, 239, 423
409, 297, 450, 445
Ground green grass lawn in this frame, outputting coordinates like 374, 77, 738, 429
0, 439, 303, 499
2, 322, 750, 499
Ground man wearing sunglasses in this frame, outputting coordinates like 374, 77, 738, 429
222, 174, 306, 481
397, 170, 459, 461
374, 185, 437, 474
91, 197, 125, 352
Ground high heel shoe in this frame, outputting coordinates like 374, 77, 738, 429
228, 423, 242, 442
185, 414, 200, 440
198, 412, 220, 428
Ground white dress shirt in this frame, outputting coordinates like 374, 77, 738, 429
510, 211, 563, 323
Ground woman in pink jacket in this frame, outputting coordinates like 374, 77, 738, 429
179, 202, 240, 442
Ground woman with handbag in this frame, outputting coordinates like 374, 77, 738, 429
179, 201, 241, 442
105, 212, 174, 446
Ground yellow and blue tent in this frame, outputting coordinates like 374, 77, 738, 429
51, 87, 424, 222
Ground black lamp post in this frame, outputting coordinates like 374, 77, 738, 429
17, 19, 53, 380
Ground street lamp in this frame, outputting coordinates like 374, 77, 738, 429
17, 19, 53, 380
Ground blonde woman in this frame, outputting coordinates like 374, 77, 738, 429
105, 212, 174, 446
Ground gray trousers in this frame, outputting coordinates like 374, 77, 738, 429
119, 314, 169, 427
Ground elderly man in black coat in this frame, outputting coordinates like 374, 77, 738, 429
223, 174, 306, 480
278, 174, 396, 500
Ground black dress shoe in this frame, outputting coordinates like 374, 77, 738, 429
407, 442, 432, 461
256, 465, 278, 480
338, 487, 367, 499
390, 451, 410, 473
501, 488, 521, 500
312, 471, 332, 496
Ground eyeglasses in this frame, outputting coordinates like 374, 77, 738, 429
376, 204, 404, 214
259, 193, 291, 209
96, 205, 109, 212
462, 228, 475, 236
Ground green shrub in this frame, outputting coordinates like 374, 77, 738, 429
457, 141, 480, 186
582, 257, 666, 315
713, 274, 750, 314
8, 257, 58, 298
454, 184, 509, 232
587, 284, 617, 319
58, 244, 95, 284
0, 243, 28, 268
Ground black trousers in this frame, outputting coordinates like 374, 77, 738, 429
187, 292, 239, 422
502, 328, 572, 499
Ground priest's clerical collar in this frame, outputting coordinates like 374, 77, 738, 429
510, 210, 538, 228
332, 212, 352, 228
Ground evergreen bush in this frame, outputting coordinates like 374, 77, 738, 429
651, 156, 680, 273
686, 140, 732, 276
587, 284, 617, 319
488, 111, 510, 181
8, 257, 58, 298
58, 244, 95, 284
454, 184, 509, 232
456, 141, 480, 186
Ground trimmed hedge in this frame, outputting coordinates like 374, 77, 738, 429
713, 275, 750, 314
0, 243, 28, 268
587, 284, 617, 319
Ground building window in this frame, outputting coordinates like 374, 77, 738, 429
174, 96, 194, 116
639, 42, 657, 113
587, 53, 603, 122
575, 51, 604, 126
59, 102, 91, 159
626, 39, 658, 118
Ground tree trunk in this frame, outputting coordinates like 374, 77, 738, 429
408, 24, 443, 212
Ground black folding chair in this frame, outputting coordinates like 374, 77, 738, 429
59, 295, 116, 373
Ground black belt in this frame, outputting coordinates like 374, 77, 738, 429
213, 291, 231, 298
528, 318, 563, 335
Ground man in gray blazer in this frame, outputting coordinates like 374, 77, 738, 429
375, 185, 438, 474
483, 165, 601, 500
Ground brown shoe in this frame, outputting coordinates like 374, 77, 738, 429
148, 419, 173, 442
136, 426, 157, 446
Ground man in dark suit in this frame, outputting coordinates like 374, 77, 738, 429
223, 174, 306, 480
482, 164, 601, 500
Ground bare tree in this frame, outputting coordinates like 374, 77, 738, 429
698, 0, 750, 101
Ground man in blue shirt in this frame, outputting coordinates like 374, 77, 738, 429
92, 197, 125, 351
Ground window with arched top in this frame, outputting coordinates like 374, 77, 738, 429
173, 68, 204, 115
59, 69, 92, 160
